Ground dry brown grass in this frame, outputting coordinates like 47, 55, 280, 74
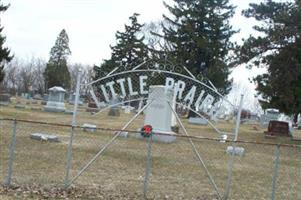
1, 100, 301, 199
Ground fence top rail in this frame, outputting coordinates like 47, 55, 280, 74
1, 118, 301, 149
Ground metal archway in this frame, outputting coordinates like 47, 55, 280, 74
64, 62, 243, 200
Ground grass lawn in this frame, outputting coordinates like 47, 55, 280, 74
0, 98, 301, 199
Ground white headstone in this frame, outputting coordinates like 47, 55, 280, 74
44, 86, 66, 112
30, 133, 59, 142
82, 123, 97, 132
188, 117, 208, 125
143, 85, 176, 143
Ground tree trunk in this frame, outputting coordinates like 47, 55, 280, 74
293, 113, 299, 124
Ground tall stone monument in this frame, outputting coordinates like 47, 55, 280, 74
143, 85, 176, 143
44, 86, 66, 112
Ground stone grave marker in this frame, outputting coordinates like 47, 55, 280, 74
264, 120, 290, 138
15, 104, 25, 109
82, 123, 97, 132
69, 93, 83, 105
188, 117, 208, 125
0, 93, 11, 106
41, 94, 48, 105
108, 98, 120, 117
64, 110, 74, 115
31, 107, 41, 111
108, 107, 120, 116
30, 133, 60, 142
86, 101, 99, 112
31, 100, 38, 105
23, 93, 31, 100
44, 86, 66, 112
114, 131, 128, 138
33, 94, 43, 100
141, 85, 176, 143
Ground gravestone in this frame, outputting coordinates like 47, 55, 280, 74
114, 131, 128, 138
142, 85, 176, 143
31, 107, 41, 111
82, 123, 97, 132
41, 94, 48, 105
33, 94, 43, 100
30, 133, 60, 142
44, 86, 66, 112
69, 93, 83, 105
15, 104, 25, 109
31, 100, 38, 105
264, 120, 290, 137
108, 107, 120, 116
64, 110, 74, 115
86, 101, 99, 112
278, 114, 294, 133
86, 100, 107, 112
23, 93, 31, 100
188, 117, 208, 125
108, 98, 120, 117
0, 93, 11, 106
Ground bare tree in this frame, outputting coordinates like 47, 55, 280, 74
68, 63, 93, 95
19, 59, 36, 93
226, 81, 263, 115
2, 58, 21, 94
32, 58, 46, 94
2, 57, 47, 95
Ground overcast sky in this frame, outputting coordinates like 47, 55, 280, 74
2, 0, 262, 64
1, 0, 265, 105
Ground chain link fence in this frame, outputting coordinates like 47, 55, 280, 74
1, 118, 301, 199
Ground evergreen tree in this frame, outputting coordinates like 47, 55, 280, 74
155, 0, 237, 95
111, 13, 148, 69
44, 29, 71, 89
0, 2, 12, 83
238, 0, 301, 119
94, 13, 148, 79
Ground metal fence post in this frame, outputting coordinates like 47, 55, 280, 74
271, 145, 280, 200
65, 69, 81, 187
143, 133, 153, 198
224, 94, 244, 200
4, 119, 17, 186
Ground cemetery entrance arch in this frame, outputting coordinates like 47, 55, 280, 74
65, 62, 241, 199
